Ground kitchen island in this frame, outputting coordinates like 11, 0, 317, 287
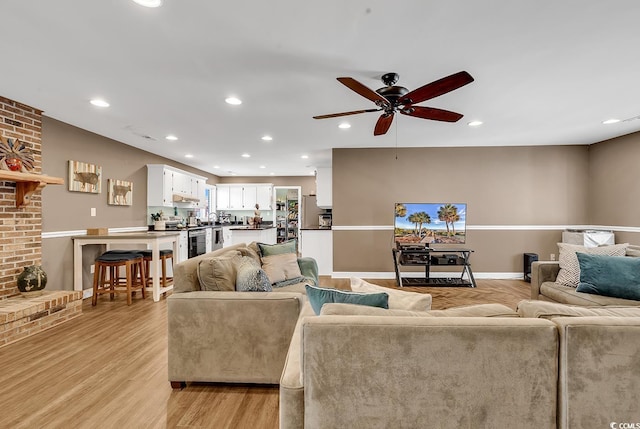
228, 226, 277, 246
72, 231, 180, 302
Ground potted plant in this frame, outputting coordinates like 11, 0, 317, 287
151, 211, 165, 230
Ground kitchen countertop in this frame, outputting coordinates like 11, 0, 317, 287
229, 226, 276, 231
300, 227, 332, 230
73, 231, 181, 239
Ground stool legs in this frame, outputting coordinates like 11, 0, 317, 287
92, 256, 146, 306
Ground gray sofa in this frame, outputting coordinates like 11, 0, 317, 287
531, 260, 640, 306
167, 242, 317, 387
280, 300, 640, 429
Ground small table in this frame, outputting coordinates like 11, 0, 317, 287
392, 243, 476, 288
72, 231, 180, 302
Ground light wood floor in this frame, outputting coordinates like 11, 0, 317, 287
0, 278, 530, 429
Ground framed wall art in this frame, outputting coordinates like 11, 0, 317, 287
107, 179, 133, 206
68, 160, 102, 193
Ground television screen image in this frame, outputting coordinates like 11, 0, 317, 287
394, 203, 467, 245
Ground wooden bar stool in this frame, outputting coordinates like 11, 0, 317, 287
92, 251, 146, 306
139, 249, 174, 288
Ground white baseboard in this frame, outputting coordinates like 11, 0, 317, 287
331, 272, 524, 280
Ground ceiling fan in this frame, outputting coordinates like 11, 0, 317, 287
313, 71, 474, 136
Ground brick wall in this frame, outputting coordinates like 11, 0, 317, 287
0, 97, 43, 300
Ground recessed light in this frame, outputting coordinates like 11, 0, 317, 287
261, 135, 273, 141
338, 122, 351, 129
231, 173, 238, 176
468, 120, 483, 127
185, 154, 194, 158
132, 0, 162, 7
166, 135, 178, 141
269, 172, 275, 176
90, 99, 109, 108
602, 118, 620, 125
213, 165, 220, 169
301, 155, 309, 159
225, 97, 242, 105
241, 153, 251, 158
259, 165, 266, 169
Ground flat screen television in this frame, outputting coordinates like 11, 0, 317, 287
394, 203, 467, 245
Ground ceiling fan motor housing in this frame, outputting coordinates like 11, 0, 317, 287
376, 85, 409, 106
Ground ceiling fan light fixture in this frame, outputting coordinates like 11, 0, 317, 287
132, 0, 163, 7
468, 120, 483, 127
338, 122, 351, 129
225, 97, 242, 105
602, 118, 620, 125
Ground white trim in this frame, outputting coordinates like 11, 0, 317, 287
42, 226, 149, 239
331, 272, 524, 280
331, 224, 640, 232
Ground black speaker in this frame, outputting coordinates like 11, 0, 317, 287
523, 253, 538, 283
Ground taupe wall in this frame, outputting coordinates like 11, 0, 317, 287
588, 132, 640, 227
332, 146, 591, 274
40, 117, 220, 290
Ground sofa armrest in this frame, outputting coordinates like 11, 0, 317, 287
168, 291, 303, 384
531, 261, 560, 299
297, 257, 319, 286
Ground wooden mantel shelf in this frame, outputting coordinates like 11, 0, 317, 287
0, 170, 64, 208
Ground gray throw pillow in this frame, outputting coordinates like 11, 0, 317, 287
235, 257, 272, 292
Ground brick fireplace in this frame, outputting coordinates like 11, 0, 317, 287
0, 96, 82, 347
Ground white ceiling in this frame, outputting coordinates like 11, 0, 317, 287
2, 1, 640, 177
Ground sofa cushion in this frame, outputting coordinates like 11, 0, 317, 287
555, 242, 628, 287
261, 253, 302, 285
320, 303, 430, 317
575, 252, 640, 301
305, 284, 388, 315
540, 282, 640, 306
517, 300, 640, 319
258, 240, 297, 257
350, 277, 432, 311
197, 252, 242, 291
427, 303, 519, 317
235, 257, 272, 292
320, 302, 518, 318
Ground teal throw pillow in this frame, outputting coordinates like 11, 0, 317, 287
258, 240, 297, 257
575, 252, 640, 301
305, 284, 389, 315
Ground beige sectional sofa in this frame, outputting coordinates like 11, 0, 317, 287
280, 300, 640, 429
168, 242, 317, 387
531, 260, 640, 306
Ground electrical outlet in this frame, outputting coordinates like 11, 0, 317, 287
550, 253, 556, 261
90, 207, 96, 217
90, 264, 95, 274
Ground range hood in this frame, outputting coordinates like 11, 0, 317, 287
172, 193, 200, 203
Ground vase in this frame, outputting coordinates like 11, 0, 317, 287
17, 265, 47, 297
5, 156, 23, 171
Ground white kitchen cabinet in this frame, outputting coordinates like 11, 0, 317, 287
216, 185, 230, 210
300, 229, 333, 275
228, 186, 244, 209
316, 167, 332, 209
217, 183, 273, 210
221, 226, 234, 248
177, 231, 189, 262
230, 227, 277, 246
205, 227, 212, 253
256, 185, 273, 210
147, 164, 207, 208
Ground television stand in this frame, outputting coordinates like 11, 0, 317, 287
392, 243, 476, 288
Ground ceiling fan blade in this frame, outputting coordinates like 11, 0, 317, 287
313, 108, 381, 119
398, 71, 474, 106
401, 106, 463, 122
337, 77, 390, 107
374, 113, 394, 136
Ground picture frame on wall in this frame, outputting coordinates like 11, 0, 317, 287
68, 160, 101, 193
107, 179, 133, 206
